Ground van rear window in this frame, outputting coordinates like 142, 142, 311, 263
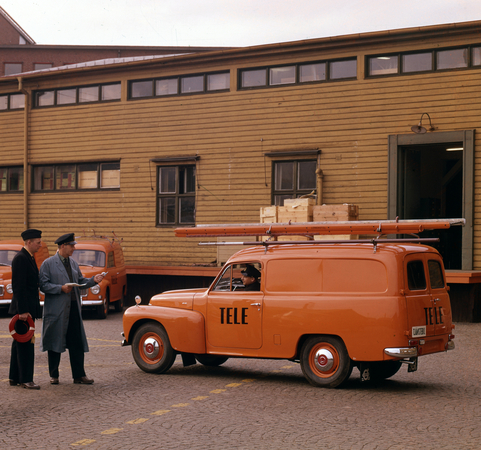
266, 258, 387, 293
407, 260, 426, 290
428, 260, 445, 289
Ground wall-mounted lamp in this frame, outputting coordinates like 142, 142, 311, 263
411, 113, 435, 134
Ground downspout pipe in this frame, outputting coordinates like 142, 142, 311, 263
17, 77, 29, 228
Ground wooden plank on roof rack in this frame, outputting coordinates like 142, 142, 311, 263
175, 218, 465, 238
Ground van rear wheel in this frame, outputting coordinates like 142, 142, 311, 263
300, 336, 351, 388
195, 355, 229, 366
369, 360, 402, 380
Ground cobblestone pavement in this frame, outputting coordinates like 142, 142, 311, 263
0, 310, 479, 450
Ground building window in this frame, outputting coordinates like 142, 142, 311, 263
272, 160, 317, 205
0, 167, 23, 192
33, 162, 120, 191
157, 165, 196, 225
239, 58, 357, 89
367, 44, 480, 77
129, 71, 229, 99
4, 63, 22, 76
0, 93, 25, 111
34, 83, 121, 108
34, 63, 53, 71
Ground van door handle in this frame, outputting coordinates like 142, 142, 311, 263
251, 303, 261, 306
433, 298, 440, 303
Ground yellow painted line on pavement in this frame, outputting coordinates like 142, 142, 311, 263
192, 396, 209, 400
151, 410, 171, 416
210, 388, 227, 393
88, 338, 120, 343
242, 379, 256, 382
281, 365, 294, 369
71, 439, 96, 446
101, 428, 123, 435
171, 403, 189, 408
126, 418, 149, 424
226, 382, 243, 387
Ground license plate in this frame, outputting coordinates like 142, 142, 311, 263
408, 357, 418, 372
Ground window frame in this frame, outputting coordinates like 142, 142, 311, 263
129, 70, 230, 100
271, 159, 317, 206
0, 166, 24, 193
33, 82, 121, 108
32, 161, 120, 192
156, 164, 196, 226
0, 93, 25, 111
239, 58, 357, 90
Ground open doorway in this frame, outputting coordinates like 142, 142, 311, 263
388, 130, 474, 270
398, 143, 463, 269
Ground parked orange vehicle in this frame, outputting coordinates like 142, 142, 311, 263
122, 219, 462, 387
69, 236, 127, 319
0, 240, 49, 309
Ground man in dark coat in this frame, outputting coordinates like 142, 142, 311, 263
9, 228, 43, 389
39, 233, 104, 385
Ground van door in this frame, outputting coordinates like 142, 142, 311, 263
426, 256, 452, 336
206, 263, 263, 349
404, 254, 435, 339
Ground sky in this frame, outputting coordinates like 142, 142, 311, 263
2, 0, 481, 48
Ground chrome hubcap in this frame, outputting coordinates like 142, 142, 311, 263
314, 348, 334, 372
143, 337, 160, 360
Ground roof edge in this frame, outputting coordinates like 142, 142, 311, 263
0, 6, 36, 44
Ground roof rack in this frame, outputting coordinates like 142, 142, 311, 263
175, 218, 465, 238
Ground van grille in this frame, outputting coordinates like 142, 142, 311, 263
0, 285, 4, 296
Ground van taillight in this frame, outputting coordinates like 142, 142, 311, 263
449, 334, 455, 340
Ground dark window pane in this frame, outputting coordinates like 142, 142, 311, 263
156, 78, 178, 96
369, 56, 398, 75
159, 167, 176, 193
402, 52, 432, 73
34, 166, 54, 190
10, 94, 25, 109
179, 196, 195, 223
330, 59, 357, 79
437, 48, 468, 70
428, 260, 445, 289
181, 75, 204, 93
159, 197, 176, 223
0, 96, 7, 110
207, 73, 230, 91
101, 83, 121, 100
179, 166, 195, 193
270, 66, 296, 85
131, 80, 153, 98
274, 194, 292, 206
57, 89, 76, 105
9, 167, 23, 191
472, 47, 481, 66
56, 165, 76, 190
275, 162, 294, 190
298, 161, 317, 190
299, 63, 326, 82
79, 86, 99, 103
241, 69, 267, 87
407, 260, 426, 290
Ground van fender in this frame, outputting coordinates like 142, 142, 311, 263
124, 305, 206, 354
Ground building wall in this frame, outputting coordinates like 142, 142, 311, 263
1, 24, 481, 269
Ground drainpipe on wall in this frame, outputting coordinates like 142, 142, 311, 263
17, 76, 29, 228
316, 152, 323, 205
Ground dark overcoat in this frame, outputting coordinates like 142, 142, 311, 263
39, 253, 96, 353
8, 247, 41, 318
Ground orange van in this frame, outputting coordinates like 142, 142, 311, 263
0, 240, 50, 309
70, 237, 127, 319
122, 220, 458, 387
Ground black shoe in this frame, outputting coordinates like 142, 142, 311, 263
50, 378, 59, 385
73, 376, 94, 384
22, 381, 40, 390
9, 380, 19, 386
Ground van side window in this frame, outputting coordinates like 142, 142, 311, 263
407, 260, 426, 290
212, 263, 261, 292
428, 260, 445, 289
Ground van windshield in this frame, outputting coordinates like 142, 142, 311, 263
71, 250, 106, 267
0, 250, 19, 266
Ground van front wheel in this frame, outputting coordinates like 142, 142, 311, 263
300, 336, 351, 388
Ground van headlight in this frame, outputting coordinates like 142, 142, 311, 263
91, 285, 101, 295
6, 284, 13, 294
